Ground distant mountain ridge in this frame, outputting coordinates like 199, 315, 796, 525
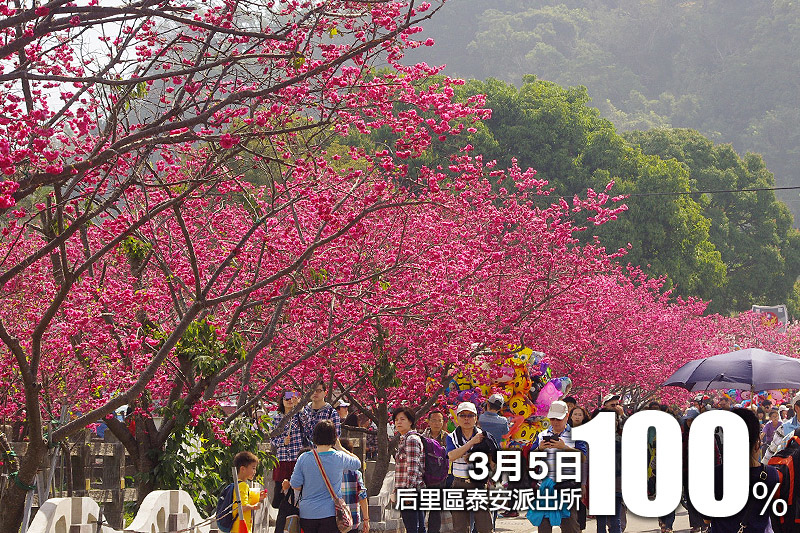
407, 0, 800, 222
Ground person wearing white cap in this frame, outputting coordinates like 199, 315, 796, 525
527, 400, 588, 533
335, 400, 350, 423
601, 393, 624, 418
446, 402, 493, 533
478, 394, 510, 446
763, 392, 800, 463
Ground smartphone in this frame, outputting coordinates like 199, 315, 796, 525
542, 435, 558, 443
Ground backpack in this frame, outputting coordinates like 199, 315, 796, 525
768, 432, 800, 533
215, 482, 237, 533
453, 427, 499, 488
411, 431, 449, 486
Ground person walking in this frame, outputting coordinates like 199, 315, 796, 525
527, 400, 587, 533
422, 409, 448, 533
478, 394, 509, 445
270, 390, 304, 509
569, 406, 591, 531
340, 438, 369, 533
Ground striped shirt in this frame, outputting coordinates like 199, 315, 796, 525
530, 425, 587, 482
446, 427, 486, 479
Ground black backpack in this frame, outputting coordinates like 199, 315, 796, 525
215, 482, 237, 533
456, 427, 499, 487
768, 432, 800, 533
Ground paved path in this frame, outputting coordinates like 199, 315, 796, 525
495, 506, 693, 532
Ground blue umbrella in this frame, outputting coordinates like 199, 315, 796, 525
663, 347, 800, 391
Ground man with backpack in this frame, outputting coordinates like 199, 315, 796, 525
422, 410, 449, 533
765, 393, 800, 533
447, 402, 494, 533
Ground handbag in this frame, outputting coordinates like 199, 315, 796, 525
312, 449, 354, 533
276, 485, 300, 533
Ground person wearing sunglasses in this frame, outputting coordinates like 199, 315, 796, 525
271, 390, 304, 514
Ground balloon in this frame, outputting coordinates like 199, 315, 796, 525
503, 383, 516, 398
549, 377, 572, 394
512, 375, 532, 394
454, 372, 472, 391
497, 365, 515, 383
534, 381, 562, 416
509, 421, 537, 442
508, 394, 532, 417
510, 347, 533, 366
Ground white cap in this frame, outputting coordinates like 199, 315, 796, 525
602, 393, 621, 405
780, 405, 790, 411
456, 402, 478, 415
335, 401, 350, 408
546, 401, 569, 420
487, 394, 504, 408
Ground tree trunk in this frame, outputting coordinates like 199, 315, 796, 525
135, 450, 157, 505
367, 401, 390, 496
0, 438, 48, 532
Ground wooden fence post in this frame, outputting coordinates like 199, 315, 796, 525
101, 442, 124, 529
69, 444, 90, 496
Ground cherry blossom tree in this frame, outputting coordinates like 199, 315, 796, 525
0, 0, 499, 527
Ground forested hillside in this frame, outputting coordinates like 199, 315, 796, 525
407, 0, 800, 219
383, 77, 800, 315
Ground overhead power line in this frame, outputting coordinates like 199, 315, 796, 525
627, 185, 800, 197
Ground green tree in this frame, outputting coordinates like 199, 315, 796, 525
626, 128, 800, 312
416, 77, 727, 302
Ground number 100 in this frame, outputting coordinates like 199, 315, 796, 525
572, 411, 750, 518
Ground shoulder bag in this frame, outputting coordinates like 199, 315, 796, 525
312, 449, 354, 533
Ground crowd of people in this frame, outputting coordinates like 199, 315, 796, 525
228, 383, 800, 533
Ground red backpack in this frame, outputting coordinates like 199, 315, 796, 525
768, 432, 800, 533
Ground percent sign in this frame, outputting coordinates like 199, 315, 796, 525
753, 481, 788, 516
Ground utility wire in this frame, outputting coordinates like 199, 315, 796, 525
627, 185, 800, 197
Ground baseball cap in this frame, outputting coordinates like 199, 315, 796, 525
683, 407, 700, 421
792, 393, 800, 406
487, 394, 505, 408
602, 393, 621, 405
547, 400, 569, 420
456, 402, 478, 415
780, 405, 790, 411
335, 400, 350, 408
